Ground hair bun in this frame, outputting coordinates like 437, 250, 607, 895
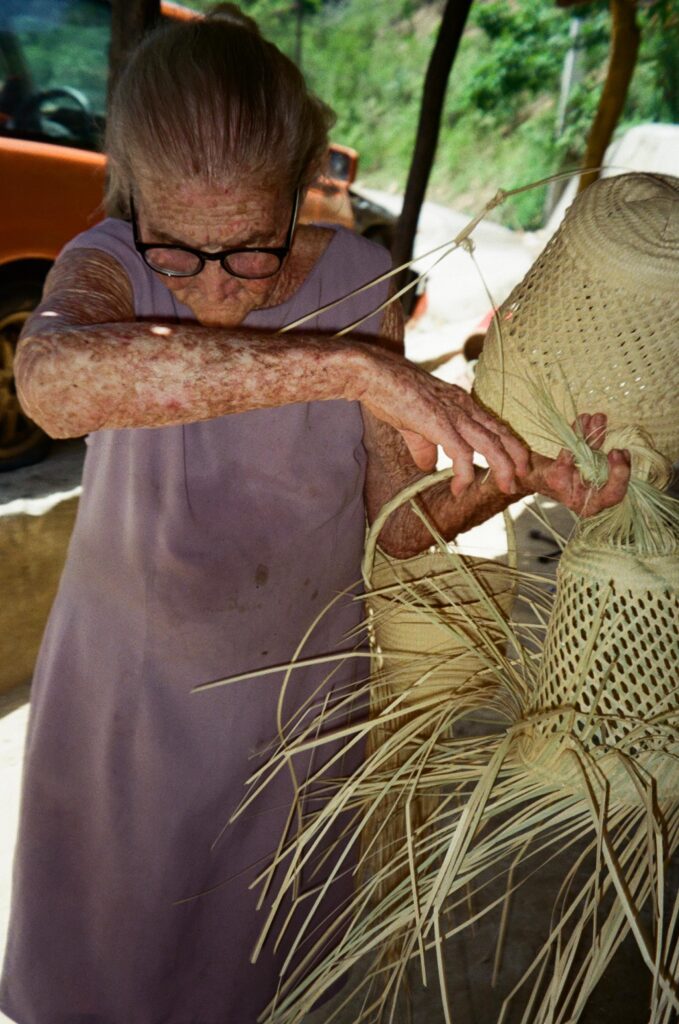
205, 3, 262, 36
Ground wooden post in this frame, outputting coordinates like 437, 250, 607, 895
577, 0, 640, 192
390, 0, 474, 304
108, 0, 161, 103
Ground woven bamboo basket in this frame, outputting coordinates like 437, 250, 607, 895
517, 537, 679, 805
473, 172, 679, 809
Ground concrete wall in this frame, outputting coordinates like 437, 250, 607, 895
0, 496, 78, 693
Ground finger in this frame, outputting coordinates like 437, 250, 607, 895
400, 429, 437, 471
574, 413, 590, 439
489, 422, 530, 475
444, 386, 530, 474
601, 448, 631, 502
439, 434, 475, 495
450, 475, 469, 498
553, 448, 574, 469
550, 450, 577, 502
580, 449, 630, 516
452, 417, 521, 492
450, 455, 476, 497
468, 405, 530, 474
588, 413, 607, 450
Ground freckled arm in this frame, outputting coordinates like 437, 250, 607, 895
15, 249, 385, 438
362, 301, 630, 558
16, 248, 529, 497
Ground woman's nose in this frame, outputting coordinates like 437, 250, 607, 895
200, 260, 234, 298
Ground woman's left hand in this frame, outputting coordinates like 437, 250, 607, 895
520, 413, 631, 517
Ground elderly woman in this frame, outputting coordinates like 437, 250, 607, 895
0, 7, 629, 1024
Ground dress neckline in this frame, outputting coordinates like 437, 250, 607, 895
245, 224, 343, 323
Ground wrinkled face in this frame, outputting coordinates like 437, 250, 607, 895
133, 178, 296, 327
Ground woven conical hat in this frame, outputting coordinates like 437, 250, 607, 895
473, 173, 679, 461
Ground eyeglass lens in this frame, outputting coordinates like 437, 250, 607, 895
141, 247, 283, 279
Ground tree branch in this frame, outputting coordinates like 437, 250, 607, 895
578, 0, 640, 193
390, 0, 474, 308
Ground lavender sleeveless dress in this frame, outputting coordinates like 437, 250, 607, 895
1, 219, 390, 1024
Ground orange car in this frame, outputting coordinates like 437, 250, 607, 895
1, 0, 409, 469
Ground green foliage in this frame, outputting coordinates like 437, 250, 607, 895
631, 0, 679, 122
451, 1, 566, 117
6, 0, 111, 117
172, 0, 678, 229
186, 0, 321, 54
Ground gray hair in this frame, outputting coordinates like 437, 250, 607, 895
105, 4, 335, 216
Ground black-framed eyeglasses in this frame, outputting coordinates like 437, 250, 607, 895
129, 190, 300, 280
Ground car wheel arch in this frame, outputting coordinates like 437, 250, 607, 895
0, 259, 53, 470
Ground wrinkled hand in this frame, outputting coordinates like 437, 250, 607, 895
522, 413, 631, 516
359, 352, 529, 497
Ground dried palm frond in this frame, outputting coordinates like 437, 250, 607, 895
208, 403, 678, 1024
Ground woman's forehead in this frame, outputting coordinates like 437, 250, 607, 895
135, 178, 289, 244
136, 175, 285, 210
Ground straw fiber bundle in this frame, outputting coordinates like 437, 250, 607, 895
364, 477, 516, 692
225, 173, 679, 1024
361, 477, 516, 909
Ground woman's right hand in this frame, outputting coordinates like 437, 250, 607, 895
353, 346, 529, 497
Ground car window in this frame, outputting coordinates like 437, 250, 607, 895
0, 0, 110, 151
327, 148, 352, 183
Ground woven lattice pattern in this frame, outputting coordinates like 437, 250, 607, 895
473, 173, 679, 461
519, 540, 679, 799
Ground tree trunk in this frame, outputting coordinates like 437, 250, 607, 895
578, 0, 640, 193
391, 0, 474, 308
108, 0, 161, 104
